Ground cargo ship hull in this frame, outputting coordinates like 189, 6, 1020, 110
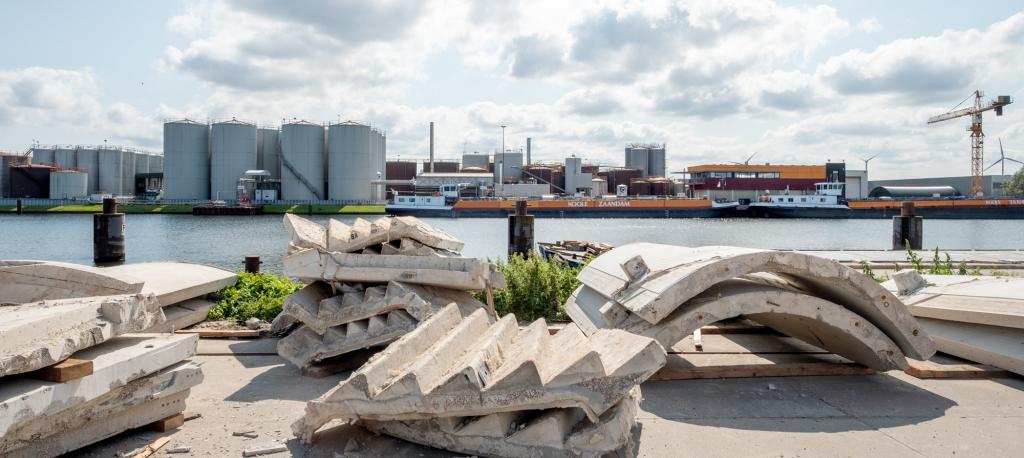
387, 198, 733, 218
740, 198, 1024, 219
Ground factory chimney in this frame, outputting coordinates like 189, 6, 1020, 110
428, 122, 435, 173
526, 137, 532, 165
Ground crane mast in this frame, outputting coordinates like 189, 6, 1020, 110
928, 90, 1012, 196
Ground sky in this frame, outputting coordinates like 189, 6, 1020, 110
2, 0, 1024, 180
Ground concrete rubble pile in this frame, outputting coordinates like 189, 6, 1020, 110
293, 303, 665, 457
0, 260, 220, 457
885, 270, 1024, 376
276, 214, 503, 375
566, 243, 937, 371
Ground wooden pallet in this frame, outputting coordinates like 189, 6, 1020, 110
905, 356, 1012, 379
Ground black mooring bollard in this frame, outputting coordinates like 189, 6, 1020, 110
16, 199, 22, 215
94, 198, 126, 264
245, 256, 261, 273
892, 201, 923, 250
507, 200, 535, 257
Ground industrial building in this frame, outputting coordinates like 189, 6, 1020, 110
0, 145, 162, 199
688, 163, 847, 200
868, 175, 1017, 197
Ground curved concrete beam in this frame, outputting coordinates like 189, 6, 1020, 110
576, 243, 935, 360
0, 260, 143, 305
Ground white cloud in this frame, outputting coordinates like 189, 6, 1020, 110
858, 17, 882, 33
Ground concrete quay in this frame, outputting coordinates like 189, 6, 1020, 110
66, 337, 1024, 458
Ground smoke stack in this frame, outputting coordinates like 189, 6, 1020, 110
429, 122, 435, 173
526, 137, 532, 165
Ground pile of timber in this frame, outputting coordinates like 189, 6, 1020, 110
886, 270, 1024, 377
0, 260, 234, 457
274, 214, 505, 376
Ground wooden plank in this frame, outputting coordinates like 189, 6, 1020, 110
174, 329, 260, 338
133, 436, 171, 458
669, 333, 828, 354
149, 413, 185, 432
651, 353, 874, 381
905, 358, 1011, 379
29, 358, 93, 382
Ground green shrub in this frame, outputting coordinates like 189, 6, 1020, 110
478, 254, 584, 322
208, 272, 302, 322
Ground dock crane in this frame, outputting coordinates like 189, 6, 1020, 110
927, 90, 1012, 196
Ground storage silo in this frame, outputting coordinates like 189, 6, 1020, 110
149, 154, 164, 173
462, 153, 489, 170
591, 177, 608, 196
49, 170, 88, 199
625, 147, 649, 177
97, 148, 124, 195
648, 146, 666, 178
281, 121, 325, 200
9, 165, 52, 198
121, 151, 137, 196
257, 128, 281, 179
0, 154, 25, 197
31, 147, 55, 166
163, 119, 210, 200
630, 180, 651, 196
54, 147, 77, 169
327, 121, 375, 201
493, 152, 523, 182
135, 154, 150, 175
211, 119, 257, 201
75, 148, 99, 194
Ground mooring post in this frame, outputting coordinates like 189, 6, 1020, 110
508, 200, 535, 257
94, 198, 125, 264
16, 199, 22, 215
244, 256, 261, 273
892, 201, 923, 250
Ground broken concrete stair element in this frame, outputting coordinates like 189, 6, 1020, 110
1, 361, 202, 457
145, 298, 217, 333
0, 294, 165, 377
576, 243, 935, 360
284, 213, 327, 253
278, 310, 420, 369
569, 279, 909, 371
916, 317, 1024, 376
284, 248, 503, 291
891, 269, 929, 296
0, 333, 198, 439
326, 216, 465, 253
363, 387, 641, 458
0, 260, 144, 305
99, 262, 237, 307
293, 303, 665, 441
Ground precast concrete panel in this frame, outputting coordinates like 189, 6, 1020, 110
648, 147, 666, 178
54, 148, 77, 169
492, 152, 523, 183
211, 120, 257, 200
281, 121, 325, 200
49, 170, 88, 199
257, 128, 281, 179
97, 148, 124, 195
75, 148, 99, 194
327, 122, 374, 200
163, 120, 210, 200
31, 148, 55, 166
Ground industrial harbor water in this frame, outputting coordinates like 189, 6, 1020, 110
1, 214, 1021, 273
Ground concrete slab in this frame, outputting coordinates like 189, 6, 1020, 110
283, 248, 501, 291
100, 262, 236, 306
0, 260, 143, 305
326, 215, 465, 253
0, 333, 197, 438
917, 317, 1024, 376
145, 298, 216, 333
0, 293, 164, 377
283, 214, 327, 253
908, 295, 1024, 330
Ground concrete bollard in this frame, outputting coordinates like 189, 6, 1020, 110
94, 198, 126, 264
507, 200, 535, 257
892, 201, 923, 250
16, 199, 22, 215
245, 256, 261, 273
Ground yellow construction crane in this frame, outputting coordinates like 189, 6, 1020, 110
928, 90, 1012, 196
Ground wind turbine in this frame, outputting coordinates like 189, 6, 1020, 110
729, 152, 757, 165
985, 138, 1024, 175
858, 153, 880, 177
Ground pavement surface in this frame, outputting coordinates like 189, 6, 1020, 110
70, 338, 1024, 457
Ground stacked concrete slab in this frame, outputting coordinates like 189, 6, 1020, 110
885, 271, 1024, 376
293, 304, 664, 457
566, 243, 936, 371
276, 215, 502, 375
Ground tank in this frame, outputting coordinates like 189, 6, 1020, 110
522, 165, 553, 186
9, 165, 52, 198
257, 128, 281, 179
97, 148, 124, 195
581, 164, 600, 174
0, 154, 26, 197
49, 170, 88, 199
386, 161, 417, 180
493, 152, 523, 182
211, 119, 257, 200
328, 121, 375, 201
149, 154, 164, 174
281, 121, 325, 200
460, 166, 487, 173
135, 154, 150, 175
629, 180, 651, 196
591, 178, 608, 196
462, 153, 489, 170
121, 151, 136, 196
427, 161, 458, 173
649, 178, 671, 196
647, 146, 666, 178
75, 148, 99, 194
599, 168, 643, 191
625, 147, 649, 177
163, 119, 210, 200
31, 147, 55, 166
54, 148, 77, 169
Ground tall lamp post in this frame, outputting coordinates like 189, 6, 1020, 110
499, 125, 507, 196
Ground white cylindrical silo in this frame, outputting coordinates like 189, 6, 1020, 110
328, 121, 375, 201
135, 154, 150, 175
493, 152, 524, 182
281, 121, 325, 200
49, 170, 88, 199
54, 147, 77, 170
121, 151, 136, 196
257, 128, 281, 179
31, 147, 55, 166
75, 148, 99, 194
211, 119, 257, 201
149, 154, 163, 173
163, 119, 210, 200
97, 148, 124, 195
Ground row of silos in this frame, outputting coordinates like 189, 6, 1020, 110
327, 121, 385, 201
625, 144, 667, 178
29, 146, 162, 196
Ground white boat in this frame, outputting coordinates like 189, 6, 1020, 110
743, 182, 852, 218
